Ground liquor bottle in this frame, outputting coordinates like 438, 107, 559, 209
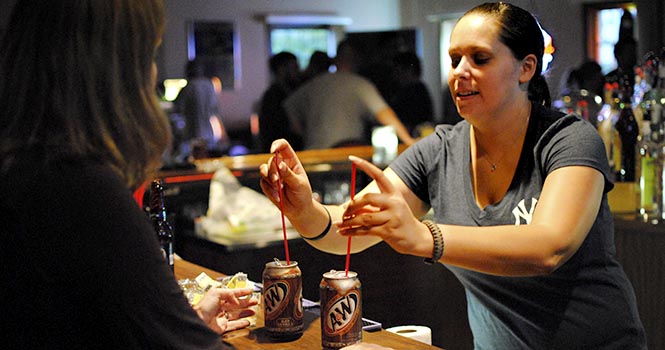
661, 136, 665, 222
150, 179, 174, 272
615, 76, 639, 182
636, 114, 661, 224
652, 55, 664, 142
597, 83, 619, 170
645, 48, 665, 221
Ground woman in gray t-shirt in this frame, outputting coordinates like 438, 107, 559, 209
259, 3, 646, 349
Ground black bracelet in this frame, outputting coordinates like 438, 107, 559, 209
302, 206, 332, 241
422, 220, 444, 265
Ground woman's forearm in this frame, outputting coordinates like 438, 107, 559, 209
291, 202, 381, 255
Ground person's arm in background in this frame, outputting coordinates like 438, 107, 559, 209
375, 106, 416, 146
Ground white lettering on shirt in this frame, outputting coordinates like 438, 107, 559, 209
512, 198, 538, 225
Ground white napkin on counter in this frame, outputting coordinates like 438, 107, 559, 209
198, 166, 291, 238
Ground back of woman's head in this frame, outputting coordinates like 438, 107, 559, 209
0, 0, 169, 189
464, 2, 551, 107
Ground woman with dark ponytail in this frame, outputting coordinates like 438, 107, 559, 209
466, 1, 553, 108
260, 2, 646, 349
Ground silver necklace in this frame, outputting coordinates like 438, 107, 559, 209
484, 157, 498, 172
476, 125, 527, 173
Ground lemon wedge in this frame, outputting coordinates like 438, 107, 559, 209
226, 272, 247, 289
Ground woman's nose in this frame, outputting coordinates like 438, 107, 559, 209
451, 57, 471, 78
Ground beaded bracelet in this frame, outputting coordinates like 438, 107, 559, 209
422, 220, 444, 265
302, 206, 332, 241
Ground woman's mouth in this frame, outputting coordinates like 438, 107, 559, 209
457, 91, 479, 97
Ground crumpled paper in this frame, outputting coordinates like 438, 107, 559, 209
198, 166, 291, 239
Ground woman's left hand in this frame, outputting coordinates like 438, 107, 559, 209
194, 286, 259, 334
338, 156, 432, 258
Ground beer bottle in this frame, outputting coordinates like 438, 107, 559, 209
615, 75, 639, 182
149, 179, 174, 272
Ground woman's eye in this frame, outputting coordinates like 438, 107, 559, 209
473, 54, 490, 65
450, 56, 461, 68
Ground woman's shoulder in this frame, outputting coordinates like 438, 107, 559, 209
2, 154, 123, 201
399, 121, 468, 164
432, 120, 468, 143
532, 104, 598, 141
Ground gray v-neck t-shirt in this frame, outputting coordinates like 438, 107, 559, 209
390, 104, 646, 349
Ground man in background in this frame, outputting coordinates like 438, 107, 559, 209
284, 40, 415, 149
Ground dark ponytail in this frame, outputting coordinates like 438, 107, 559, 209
528, 74, 551, 108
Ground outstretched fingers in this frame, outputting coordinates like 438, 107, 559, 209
348, 156, 395, 194
340, 156, 399, 237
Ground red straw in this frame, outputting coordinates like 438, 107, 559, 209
275, 151, 291, 265
345, 162, 357, 276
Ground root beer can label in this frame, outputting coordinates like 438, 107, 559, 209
262, 260, 303, 338
323, 290, 361, 335
320, 270, 362, 349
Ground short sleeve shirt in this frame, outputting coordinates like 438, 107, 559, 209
283, 72, 388, 149
390, 104, 646, 349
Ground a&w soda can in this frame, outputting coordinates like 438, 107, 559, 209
262, 259, 304, 339
320, 270, 362, 349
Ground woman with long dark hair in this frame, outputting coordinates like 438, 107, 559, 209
0, 1, 256, 348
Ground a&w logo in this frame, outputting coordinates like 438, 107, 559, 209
264, 281, 289, 317
324, 291, 360, 335
512, 198, 537, 225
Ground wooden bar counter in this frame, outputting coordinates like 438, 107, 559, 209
175, 257, 443, 350
163, 148, 664, 349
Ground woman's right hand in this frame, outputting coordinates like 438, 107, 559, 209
259, 139, 314, 217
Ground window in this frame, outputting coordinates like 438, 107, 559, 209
269, 27, 335, 68
264, 15, 350, 69
585, 2, 638, 74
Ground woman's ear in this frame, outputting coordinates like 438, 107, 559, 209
519, 54, 538, 83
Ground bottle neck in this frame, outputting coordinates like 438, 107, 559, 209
152, 208, 167, 222
642, 121, 652, 138
149, 180, 168, 222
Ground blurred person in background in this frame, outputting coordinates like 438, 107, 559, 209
605, 10, 638, 87
174, 58, 229, 159
258, 51, 303, 151
559, 60, 605, 126
284, 40, 416, 149
388, 51, 435, 137
301, 50, 332, 83
0, 0, 257, 348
